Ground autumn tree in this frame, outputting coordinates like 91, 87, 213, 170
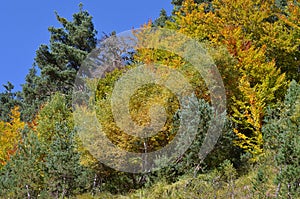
0, 107, 24, 169
165, 0, 288, 160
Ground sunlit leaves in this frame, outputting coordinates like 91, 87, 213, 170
0, 107, 24, 168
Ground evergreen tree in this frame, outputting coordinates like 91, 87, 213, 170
0, 82, 21, 122
44, 128, 92, 198
0, 131, 46, 198
153, 9, 170, 27
263, 80, 300, 198
0, 94, 94, 197
38, 93, 93, 197
22, 4, 97, 121
21, 66, 43, 121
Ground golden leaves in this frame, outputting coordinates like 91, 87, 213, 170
0, 107, 24, 167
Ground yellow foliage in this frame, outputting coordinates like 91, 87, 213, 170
0, 107, 25, 168
168, 0, 288, 159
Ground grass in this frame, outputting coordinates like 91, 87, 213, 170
75, 160, 282, 199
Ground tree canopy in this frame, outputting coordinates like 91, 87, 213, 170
0, 1, 299, 198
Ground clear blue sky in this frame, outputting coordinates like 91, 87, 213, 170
0, 1, 173, 92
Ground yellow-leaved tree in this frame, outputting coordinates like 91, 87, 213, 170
164, 0, 289, 160
0, 107, 24, 168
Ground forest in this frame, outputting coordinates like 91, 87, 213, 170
0, 0, 299, 198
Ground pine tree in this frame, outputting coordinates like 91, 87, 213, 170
44, 128, 92, 198
263, 80, 300, 198
0, 131, 46, 198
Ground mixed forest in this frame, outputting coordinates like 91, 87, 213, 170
0, 0, 299, 198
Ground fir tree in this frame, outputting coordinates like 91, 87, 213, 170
0, 82, 21, 122
22, 5, 97, 121
153, 9, 170, 27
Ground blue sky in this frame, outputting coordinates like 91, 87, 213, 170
0, 1, 173, 92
